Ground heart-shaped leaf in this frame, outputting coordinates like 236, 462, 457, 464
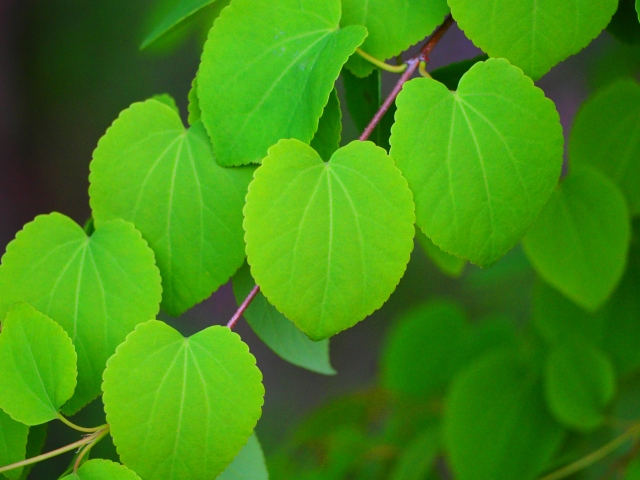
341, 0, 450, 77
390, 59, 563, 267
0, 409, 29, 480
198, 0, 367, 166
60, 459, 141, 480
90, 98, 254, 316
0, 213, 161, 414
448, 0, 618, 79
218, 433, 269, 480
0, 303, 77, 425
444, 350, 565, 480
570, 79, 640, 215
244, 139, 415, 340
544, 342, 616, 432
523, 167, 630, 311
102, 320, 264, 480
232, 262, 335, 375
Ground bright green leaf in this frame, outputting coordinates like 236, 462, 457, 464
244, 139, 415, 340
198, 0, 367, 166
570, 78, 640, 215
89, 98, 254, 316
0, 213, 162, 414
102, 320, 264, 480
232, 262, 335, 375
18, 424, 47, 480
0, 303, 77, 425
448, 0, 618, 79
523, 167, 630, 311
430, 54, 489, 90
310, 88, 342, 161
188, 76, 201, 125
416, 228, 465, 278
544, 342, 616, 431
0, 409, 29, 480
382, 302, 467, 398
444, 350, 564, 480
141, 0, 218, 49
150, 93, 179, 114
60, 459, 141, 480
389, 426, 440, 480
218, 433, 269, 480
341, 0, 449, 77
390, 59, 563, 267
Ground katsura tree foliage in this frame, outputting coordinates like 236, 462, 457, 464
2, 0, 640, 479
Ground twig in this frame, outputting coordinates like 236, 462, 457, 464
227, 285, 260, 329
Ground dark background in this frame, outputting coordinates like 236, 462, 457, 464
0, 0, 638, 477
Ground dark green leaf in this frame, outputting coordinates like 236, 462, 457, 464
608, 0, 640, 45
188, 76, 201, 125
389, 426, 440, 480
430, 54, 489, 90
416, 229, 465, 278
18, 424, 47, 480
218, 433, 269, 480
311, 88, 342, 161
0, 409, 29, 480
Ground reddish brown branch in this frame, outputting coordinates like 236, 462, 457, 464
227, 285, 260, 329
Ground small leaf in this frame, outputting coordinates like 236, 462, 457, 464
544, 342, 616, 432
444, 350, 564, 480
390, 59, 563, 267
416, 229, 465, 278
523, 167, 630, 311
102, 320, 264, 480
141, 0, 219, 49
430, 54, 489, 90
188, 76, 201, 125
18, 424, 47, 480
60, 459, 141, 480
310, 88, 342, 162
243, 140, 415, 340
150, 94, 179, 114
0, 409, 29, 480
448, 0, 618, 79
0, 213, 161, 414
90, 98, 254, 316
382, 302, 467, 398
198, 0, 367, 166
232, 262, 335, 375
218, 433, 269, 480
341, 0, 450, 77
570, 78, 640, 214
0, 303, 77, 425
389, 426, 440, 480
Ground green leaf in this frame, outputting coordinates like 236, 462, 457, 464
89, 98, 254, 316
608, 0, 640, 45
0, 303, 77, 425
570, 78, 640, 215
0, 213, 162, 414
448, 0, 618, 79
341, 0, 449, 77
188, 76, 201, 125
60, 459, 141, 480
532, 280, 606, 347
444, 350, 564, 480
102, 320, 264, 480
243, 139, 415, 340
389, 426, 440, 480
310, 88, 342, 161
544, 342, 616, 432
141, 0, 219, 49
232, 262, 335, 375
390, 59, 563, 267
198, 0, 367, 166
416, 228, 465, 278
218, 433, 269, 480
523, 167, 630, 311
0, 409, 29, 480
18, 424, 47, 480
626, 457, 640, 479
150, 94, 179, 114
430, 54, 489, 90
382, 302, 467, 398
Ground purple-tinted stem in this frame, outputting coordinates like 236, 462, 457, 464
227, 284, 260, 330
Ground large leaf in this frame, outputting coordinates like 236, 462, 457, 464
0, 213, 161, 414
90, 98, 254, 316
0, 410, 29, 480
310, 88, 342, 162
102, 320, 264, 480
390, 59, 563, 267
60, 459, 141, 480
448, 0, 618, 79
523, 167, 630, 311
341, 0, 449, 77
218, 433, 269, 480
141, 0, 218, 49
232, 263, 335, 375
0, 304, 77, 425
570, 78, 640, 215
198, 0, 367, 166
544, 342, 616, 432
444, 350, 564, 480
243, 140, 415, 340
